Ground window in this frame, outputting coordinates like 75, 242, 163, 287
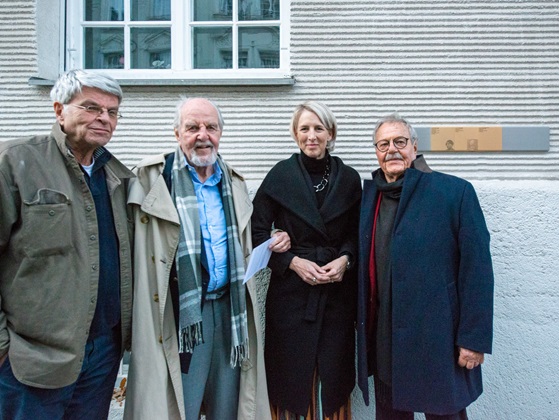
64, 0, 291, 83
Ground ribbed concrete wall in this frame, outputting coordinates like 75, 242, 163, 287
1, 1, 559, 419
1, 1, 558, 180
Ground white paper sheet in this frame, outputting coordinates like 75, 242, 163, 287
243, 237, 274, 284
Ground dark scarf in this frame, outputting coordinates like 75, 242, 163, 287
372, 154, 432, 197
373, 170, 404, 199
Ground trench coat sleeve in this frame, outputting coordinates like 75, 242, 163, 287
455, 182, 494, 354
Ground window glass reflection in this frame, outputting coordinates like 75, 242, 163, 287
131, 0, 171, 21
85, 28, 124, 69
238, 27, 279, 68
85, 0, 124, 21
239, 0, 279, 20
193, 0, 231, 21
130, 28, 172, 68
193, 27, 233, 68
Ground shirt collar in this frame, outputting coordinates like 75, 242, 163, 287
183, 155, 222, 186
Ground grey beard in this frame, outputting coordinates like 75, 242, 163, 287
190, 148, 217, 167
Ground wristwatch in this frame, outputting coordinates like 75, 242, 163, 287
344, 255, 352, 270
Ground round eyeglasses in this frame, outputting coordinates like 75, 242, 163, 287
374, 136, 409, 153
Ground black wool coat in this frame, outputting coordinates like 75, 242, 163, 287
252, 153, 362, 416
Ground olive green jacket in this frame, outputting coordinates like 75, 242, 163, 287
0, 123, 134, 388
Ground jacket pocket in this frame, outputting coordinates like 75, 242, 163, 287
22, 189, 72, 257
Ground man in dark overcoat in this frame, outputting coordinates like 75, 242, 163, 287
356, 113, 494, 419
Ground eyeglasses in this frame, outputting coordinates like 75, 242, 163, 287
374, 136, 409, 153
67, 104, 122, 120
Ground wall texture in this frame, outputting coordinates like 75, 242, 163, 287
1, 1, 558, 419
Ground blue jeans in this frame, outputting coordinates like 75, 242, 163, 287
0, 327, 121, 420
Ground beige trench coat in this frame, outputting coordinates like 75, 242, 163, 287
124, 153, 270, 420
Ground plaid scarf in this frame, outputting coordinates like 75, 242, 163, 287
171, 147, 249, 367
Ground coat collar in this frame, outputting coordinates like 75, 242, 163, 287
128, 151, 251, 230
367, 155, 432, 233
266, 154, 360, 238
52, 122, 134, 180
128, 153, 180, 224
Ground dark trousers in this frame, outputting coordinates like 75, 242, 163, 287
374, 378, 468, 420
0, 327, 121, 420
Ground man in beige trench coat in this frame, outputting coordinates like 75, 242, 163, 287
125, 98, 276, 420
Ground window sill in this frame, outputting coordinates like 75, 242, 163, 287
28, 76, 295, 87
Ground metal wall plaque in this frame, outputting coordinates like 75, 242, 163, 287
415, 126, 549, 152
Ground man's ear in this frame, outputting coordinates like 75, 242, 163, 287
54, 102, 65, 123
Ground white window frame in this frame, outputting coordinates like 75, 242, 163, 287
63, 0, 292, 84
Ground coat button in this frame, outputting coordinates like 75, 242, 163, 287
153, 293, 159, 302
48, 210, 55, 216
141, 216, 150, 224
158, 335, 163, 343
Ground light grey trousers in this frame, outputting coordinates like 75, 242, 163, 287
181, 294, 240, 420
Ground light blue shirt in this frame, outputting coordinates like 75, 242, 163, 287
184, 158, 228, 292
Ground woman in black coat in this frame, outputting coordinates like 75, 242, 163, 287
252, 101, 362, 419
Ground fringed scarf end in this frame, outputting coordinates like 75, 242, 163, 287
230, 340, 249, 367
178, 322, 204, 354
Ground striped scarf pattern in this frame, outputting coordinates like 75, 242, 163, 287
172, 146, 249, 366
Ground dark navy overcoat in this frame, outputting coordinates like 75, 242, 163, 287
357, 164, 494, 415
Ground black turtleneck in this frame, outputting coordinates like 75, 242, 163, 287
299, 151, 330, 208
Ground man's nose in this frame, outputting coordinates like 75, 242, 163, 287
197, 124, 210, 138
96, 110, 112, 123
387, 139, 398, 152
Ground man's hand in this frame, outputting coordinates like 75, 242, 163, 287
458, 347, 484, 369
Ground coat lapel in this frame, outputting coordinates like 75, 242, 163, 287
141, 173, 180, 224
359, 179, 378, 259
266, 155, 328, 238
393, 168, 423, 231
320, 157, 361, 224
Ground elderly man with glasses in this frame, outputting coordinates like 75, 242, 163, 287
0, 69, 133, 419
356, 113, 494, 420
